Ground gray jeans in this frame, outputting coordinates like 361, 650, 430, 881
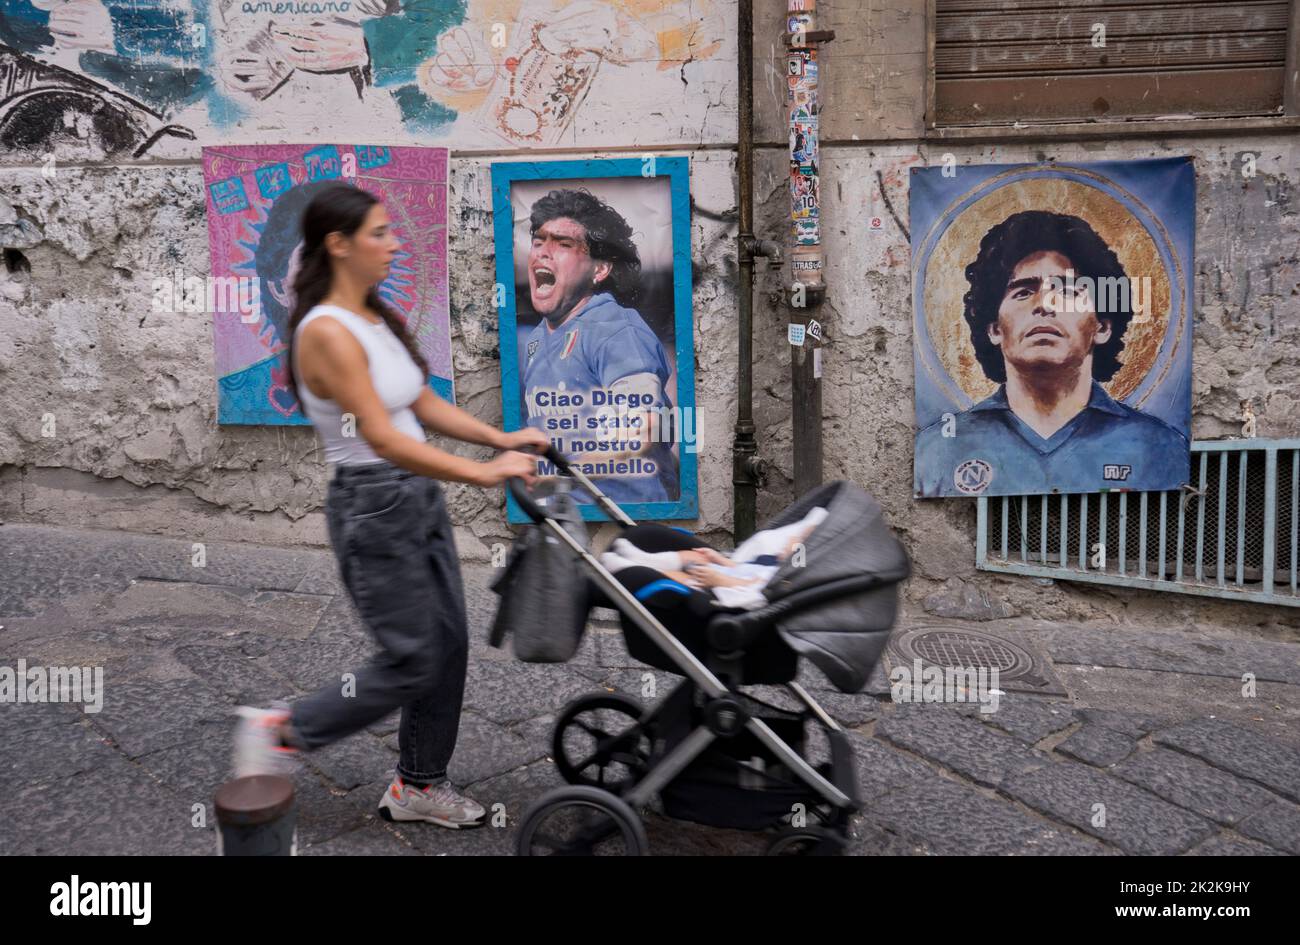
289, 461, 469, 784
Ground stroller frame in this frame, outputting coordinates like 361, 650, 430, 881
507, 450, 865, 855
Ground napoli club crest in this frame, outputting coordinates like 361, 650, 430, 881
954, 459, 994, 495
527, 339, 540, 362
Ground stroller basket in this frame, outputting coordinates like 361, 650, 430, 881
659, 712, 815, 831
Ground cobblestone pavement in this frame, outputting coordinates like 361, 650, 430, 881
2, 523, 1297, 855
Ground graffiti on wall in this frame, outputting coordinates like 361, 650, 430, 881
0, 0, 728, 154
0, 0, 206, 156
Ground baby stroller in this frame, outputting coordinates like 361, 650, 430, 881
490, 448, 910, 855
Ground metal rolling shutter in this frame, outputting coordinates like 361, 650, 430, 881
933, 0, 1295, 125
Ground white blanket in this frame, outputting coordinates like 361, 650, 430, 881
599, 506, 829, 610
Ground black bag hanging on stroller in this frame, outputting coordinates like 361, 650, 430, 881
488, 480, 590, 662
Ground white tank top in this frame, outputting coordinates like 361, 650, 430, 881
293, 304, 427, 466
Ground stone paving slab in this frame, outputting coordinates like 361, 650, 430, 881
1153, 717, 1300, 803
82, 676, 233, 758
641, 812, 770, 855
876, 703, 1051, 788
1235, 801, 1300, 855
302, 595, 374, 651
294, 557, 347, 597
846, 815, 933, 856
1056, 725, 1138, 768
509, 713, 557, 753
293, 771, 379, 846
366, 710, 402, 738
463, 658, 600, 726
1034, 623, 1300, 686
79, 579, 329, 641
1, 753, 214, 856
957, 695, 1076, 744
173, 643, 297, 707
135, 722, 233, 804
1186, 832, 1286, 856
300, 823, 419, 856
306, 730, 401, 791
0, 525, 156, 617
845, 730, 942, 800
0, 698, 84, 737
4, 609, 163, 682
0, 524, 321, 619
1056, 664, 1300, 749
1075, 707, 1172, 740
128, 539, 322, 598
1001, 761, 1217, 855
864, 775, 1112, 856
252, 635, 376, 695
1110, 747, 1277, 827
1, 716, 121, 791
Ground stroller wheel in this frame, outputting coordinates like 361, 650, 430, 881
764, 825, 847, 857
553, 693, 652, 793
517, 786, 649, 856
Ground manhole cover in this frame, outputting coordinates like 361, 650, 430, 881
912, 630, 1031, 675
885, 625, 1065, 696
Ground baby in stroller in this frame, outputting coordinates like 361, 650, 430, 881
599, 506, 830, 616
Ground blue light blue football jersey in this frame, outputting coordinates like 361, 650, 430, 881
519, 292, 680, 505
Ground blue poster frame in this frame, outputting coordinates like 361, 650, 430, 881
491, 156, 699, 524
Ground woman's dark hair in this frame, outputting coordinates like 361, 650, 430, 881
963, 210, 1133, 383
284, 182, 428, 401
528, 188, 642, 306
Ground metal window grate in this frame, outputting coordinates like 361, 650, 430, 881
976, 439, 1300, 607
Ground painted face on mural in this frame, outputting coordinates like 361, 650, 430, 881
326, 202, 399, 288
987, 251, 1112, 379
528, 217, 612, 324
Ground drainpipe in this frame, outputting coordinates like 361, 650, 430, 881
733, 0, 781, 541
785, 0, 834, 497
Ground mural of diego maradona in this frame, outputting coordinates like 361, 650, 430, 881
916, 210, 1188, 496
519, 188, 680, 504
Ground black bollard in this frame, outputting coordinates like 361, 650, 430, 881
214, 775, 297, 856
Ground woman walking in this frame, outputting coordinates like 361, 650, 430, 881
231, 182, 546, 829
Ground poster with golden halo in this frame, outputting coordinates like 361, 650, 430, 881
911, 157, 1194, 499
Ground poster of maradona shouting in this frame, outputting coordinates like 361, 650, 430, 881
492, 157, 699, 523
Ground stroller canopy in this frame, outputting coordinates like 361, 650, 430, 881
749, 481, 911, 692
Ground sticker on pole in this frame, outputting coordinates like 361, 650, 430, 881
806, 318, 823, 342
788, 323, 806, 346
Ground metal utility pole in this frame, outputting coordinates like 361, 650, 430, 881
733, 0, 781, 542
785, 0, 834, 497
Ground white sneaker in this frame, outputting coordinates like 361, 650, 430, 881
377, 776, 486, 829
232, 703, 301, 779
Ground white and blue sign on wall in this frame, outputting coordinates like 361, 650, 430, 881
492, 157, 699, 523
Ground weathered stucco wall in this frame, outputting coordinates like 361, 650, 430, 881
1, 0, 1298, 636
0, 151, 741, 556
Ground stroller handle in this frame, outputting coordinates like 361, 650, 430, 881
507, 445, 570, 524
506, 444, 637, 526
